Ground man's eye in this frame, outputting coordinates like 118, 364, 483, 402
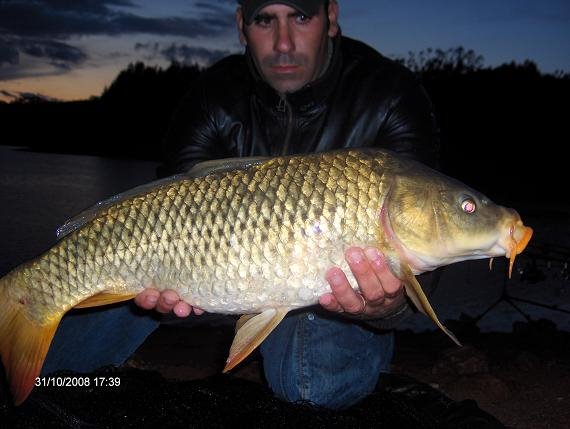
295, 14, 310, 24
253, 15, 273, 26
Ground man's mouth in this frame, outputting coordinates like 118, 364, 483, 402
271, 65, 300, 73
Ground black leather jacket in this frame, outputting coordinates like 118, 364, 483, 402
159, 35, 440, 330
160, 35, 439, 175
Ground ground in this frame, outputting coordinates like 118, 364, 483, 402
392, 322, 570, 428
122, 316, 570, 429
1, 315, 568, 428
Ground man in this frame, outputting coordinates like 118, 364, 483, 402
134, 0, 439, 409
41, 0, 438, 410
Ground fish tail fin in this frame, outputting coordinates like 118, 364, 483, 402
0, 275, 62, 406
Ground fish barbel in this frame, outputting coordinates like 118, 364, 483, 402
0, 148, 532, 405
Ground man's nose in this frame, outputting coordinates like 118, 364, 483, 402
274, 22, 294, 53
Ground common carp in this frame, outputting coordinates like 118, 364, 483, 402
0, 148, 532, 405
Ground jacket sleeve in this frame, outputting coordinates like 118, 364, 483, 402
157, 83, 230, 178
375, 80, 440, 169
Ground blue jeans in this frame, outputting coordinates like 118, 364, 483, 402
261, 309, 394, 409
41, 304, 161, 374
41, 304, 394, 409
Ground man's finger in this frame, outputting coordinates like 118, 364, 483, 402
364, 247, 402, 296
173, 301, 192, 317
325, 267, 367, 314
345, 247, 385, 302
319, 292, 343, 312
156, 289, 180, 313
134, 288, 160, 309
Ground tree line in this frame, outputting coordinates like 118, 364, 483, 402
1, 47, 568, 205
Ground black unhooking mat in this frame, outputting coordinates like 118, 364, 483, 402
0, 367, 504, 429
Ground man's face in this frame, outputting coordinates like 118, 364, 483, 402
237, 2, 339, 94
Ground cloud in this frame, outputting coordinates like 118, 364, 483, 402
0, 89, 19, 101
0, 88, 59, 102
0, 0, 236, 81
112, 14, 233, 39
195, 1, 237, 14
0, 39, 20, 66
0, 35, 87, 70
0, 0, 234, 39
0, 57, 74, 81
135, 42, 235, 66
34, 0, 136, 14
20, 38, 87, 64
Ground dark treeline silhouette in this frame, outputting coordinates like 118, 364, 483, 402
1, 47, 568, 205
0, 61, 204, 163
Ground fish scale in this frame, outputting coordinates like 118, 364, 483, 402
0, 148, 533, 405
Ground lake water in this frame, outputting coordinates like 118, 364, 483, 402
1, 146, 569, 333
0, 146, 159, 275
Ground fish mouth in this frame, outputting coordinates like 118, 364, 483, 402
504, 221, 533, 277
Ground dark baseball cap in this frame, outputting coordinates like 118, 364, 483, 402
238, 0, 325, 25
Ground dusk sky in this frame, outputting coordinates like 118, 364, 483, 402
1, 0, 569, 102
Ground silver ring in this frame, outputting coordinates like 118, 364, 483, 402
356, 293, 367, 314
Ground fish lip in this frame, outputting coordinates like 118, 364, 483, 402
514, 224, 533, 255
501, 220, 533, 277
502, 221, 533, 258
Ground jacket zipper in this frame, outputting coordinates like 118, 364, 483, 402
277, 96, 293, 155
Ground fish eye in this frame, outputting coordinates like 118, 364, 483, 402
461, 198, 476, 214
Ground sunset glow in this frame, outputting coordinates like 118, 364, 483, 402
1, 0, 568, 102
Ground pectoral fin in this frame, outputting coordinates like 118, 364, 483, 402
401, 265, 461, 346
235, 314, 256, 332
223, 308, 289, 372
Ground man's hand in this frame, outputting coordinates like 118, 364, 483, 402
134, 289, 204, 317
134, 247, 403, 319
320, 247, 406, 318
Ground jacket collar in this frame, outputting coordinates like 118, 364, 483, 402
246, 32, 343, 112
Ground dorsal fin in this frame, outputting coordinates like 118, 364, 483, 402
56, 156, 270, 240
187, 156, 269, 178
56, 174, 189, 239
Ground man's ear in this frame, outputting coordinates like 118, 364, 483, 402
327, 0, 339, 38
236, 7, 247, 45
